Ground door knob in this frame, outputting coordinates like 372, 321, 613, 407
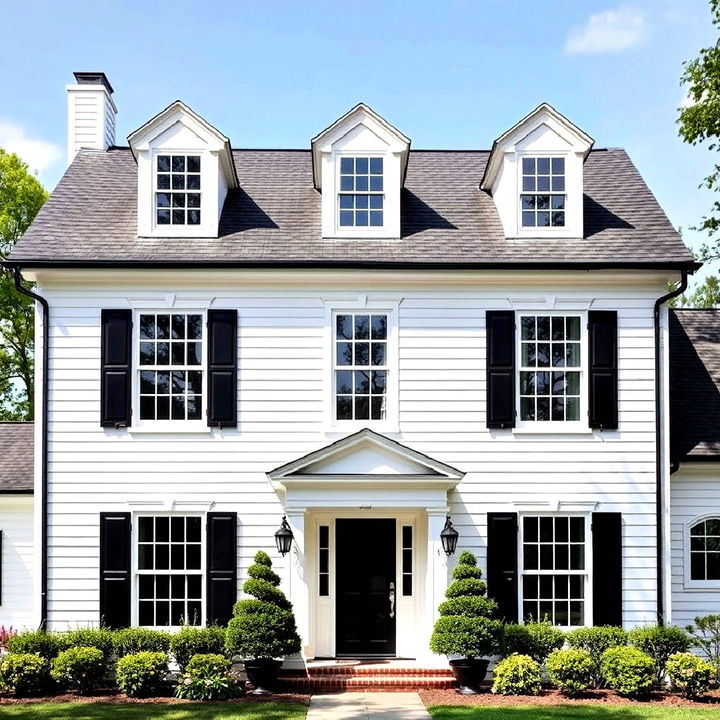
389, 582, 395, 619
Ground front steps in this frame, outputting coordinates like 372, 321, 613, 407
277, 660, 458, 693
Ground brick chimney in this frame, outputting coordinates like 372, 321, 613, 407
66, 72, 117, 164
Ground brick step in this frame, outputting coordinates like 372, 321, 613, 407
305, 665, 454, 677
277, 675, 458, 692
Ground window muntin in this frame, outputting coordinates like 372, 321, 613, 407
338, 156, 384, 227
690, 518, 720, 581
156, 154, 201, 226
521, 157, 565, 228
137, 515, 202, 627
519, 315, 581, 422
521, 515, 587, 626
138, 313, 204, 422
334, 313, 388, 421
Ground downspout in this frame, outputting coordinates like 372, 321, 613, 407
653, 270, 688, 626
12, 266, 49, 629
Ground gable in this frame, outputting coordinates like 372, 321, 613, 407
301, 442, 441, 476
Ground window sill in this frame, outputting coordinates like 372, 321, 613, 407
129, 424, 213, 435
512, 423, 594, 436
683, 581, 720, 591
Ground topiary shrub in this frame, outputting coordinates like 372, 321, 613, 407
430, 551, 502, 660
171, 626, 227, 670
113, 627, 172, 658
63, 628, 115, 663
628, 625, 691, 686
50, 646, 106, 695
601, 646, 654, 697
175, 653, 240, 701
0, 653, 51, 697
666, 652, 716, 698
225, 551, 301, 661
492, 654, 541, 695
116, 651, 168, 698
501, 622, 565, 664
7, 630, 69, 660
566, 626, 627, 687
547, 648, 594, 695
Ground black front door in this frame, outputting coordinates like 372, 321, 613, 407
335, 518, 396, 656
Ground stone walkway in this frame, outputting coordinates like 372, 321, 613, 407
306, 692, 432, 719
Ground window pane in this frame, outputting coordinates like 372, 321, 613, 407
187, 155, 201, 172
524, 516, 538, 542
337, 396, 352, 420
691, 552, 706, 580
551, 157, 565, 174
522, 157, 535, 174
355, 395, 369, 419
354, 370, 369, 394
337, 370, 353, 394
537, 158, 550, 174
336, 342, 352, 365
522, 211, 535, 227
340, 157, 354, 173
370, 157, 383, 174
524, 544, 538, 570
355, 157, 368, 174
157, 155, 171, 172
354, 343, 369, 365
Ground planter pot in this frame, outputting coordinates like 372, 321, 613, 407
244, 659, 283, 696
449, 658, 490, 695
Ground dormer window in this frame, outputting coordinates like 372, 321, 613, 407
520, 157, 565, 228
155, 155, 202, 226
339, 157, 384, 227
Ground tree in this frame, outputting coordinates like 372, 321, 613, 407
0, 148, 48, 419
669, 275, 720, 307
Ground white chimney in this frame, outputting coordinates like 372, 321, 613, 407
66, 72, 117, 164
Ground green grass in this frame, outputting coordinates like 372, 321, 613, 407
428, 707, 720, 720
0, 702, 307, 720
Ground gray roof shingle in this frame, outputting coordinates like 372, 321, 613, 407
0, 422, 34, 492
8, 147, 694, 267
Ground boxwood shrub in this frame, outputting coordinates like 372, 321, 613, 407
666, 652, 716, 698
0, 653, 51, 697
628, 625, 691, 686
50, 646, 106, 695
491, 653, 541, 695
6, 630, 69, 660
63, 628, 115, 663
601, 646, 654, 697
501, 622, 565, 664
170, 626, 227, 670
116, 651, 168, 698
546, 648, 594, 695
566, 626, 627, 686
113, 627, 172, 657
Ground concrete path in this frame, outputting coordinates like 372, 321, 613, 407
306, 692, 432, 720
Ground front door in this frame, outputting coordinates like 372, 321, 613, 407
335, 518, 396, 656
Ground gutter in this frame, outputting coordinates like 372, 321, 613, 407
653, 270, 688, 626
12, 267, 49, 629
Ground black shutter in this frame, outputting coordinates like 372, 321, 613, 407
588, 311, 618, 430
487, 512, 518, 622
206, 511, 237, 625
486, 311, 516, 428
592, 512, 622, 626
207, 310, 238, 427
99, 512, 131, 629
101, 309, 132, 428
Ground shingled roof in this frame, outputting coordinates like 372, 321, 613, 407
0, 422, 34, 492
670, 310, 720, 463
8, 146, 695, 268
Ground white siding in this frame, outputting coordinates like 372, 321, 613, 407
0, 494, 35, 629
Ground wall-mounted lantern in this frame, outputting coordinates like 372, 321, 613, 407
275, 516, 294, 556
440, 515, 459, 556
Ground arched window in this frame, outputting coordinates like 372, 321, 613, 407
690, 518, 720, 581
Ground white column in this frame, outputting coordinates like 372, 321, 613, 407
285, 509, 309, 668
422, 508, 450, 666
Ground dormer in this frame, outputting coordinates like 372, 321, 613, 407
481, 104, 594, 240
128, 101, 238, 238
311, 103, 410, 240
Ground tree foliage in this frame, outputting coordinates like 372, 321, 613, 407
0, 148, 47, 419
669, 275, 720, 307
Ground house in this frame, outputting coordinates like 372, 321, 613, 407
2, 71, 715, 665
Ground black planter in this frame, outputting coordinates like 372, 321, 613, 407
244, 659, 284, 696
449, 658, 490, 695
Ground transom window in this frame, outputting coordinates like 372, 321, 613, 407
522, 515, 586, 626
156, 154, 201, 226
137, 515, 202, 627
338, 157, 384, 227
690, 518, 720, 581
139, 313, 203, 421
335, 313, 388, 421
520, 315, 581, 422
521, 157, 565, 228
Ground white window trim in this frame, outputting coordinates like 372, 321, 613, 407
517, 512, 593, 629
684, 514, 720, 590
324, 299, 399, 434
514, 310, 589, 434
131, 512, 206, 630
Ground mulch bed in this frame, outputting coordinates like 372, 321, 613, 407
419, 687, 720, 708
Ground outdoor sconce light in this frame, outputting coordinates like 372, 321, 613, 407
440, 515, 459, 556
275, 515, 294, 556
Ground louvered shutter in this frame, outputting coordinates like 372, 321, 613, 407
588, 311, 618, 430
486, 311, 516, 428
207, 310, 238, 427
592, 512, 623, 626
99, 512, 131, 628
206, 512, 237, 625
487, 512, 518, 622
101, 309, 132, 427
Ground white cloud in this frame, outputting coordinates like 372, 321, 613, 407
564, 7, 647, 55
0, 119, 62, 177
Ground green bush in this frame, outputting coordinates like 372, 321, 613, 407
492, 654, 541, 695
685, 614, 720, 680
600, 646, 654, 697
50, 646, 106, 695
171, 626, 227, 670
547, 648, 594, 695
666, 652, 716, 698
226, 551, 301, 661
7, 630, 69, 660
113, 627, 172, 657
628, 625, 691, 686
63, 628, 114, 662
0, 653, 51, 697
430, 551, 502, 659
501, 622, 565, 664
115, 651, 168, 698
247, 563, 281, 584
566, 626, 627, 686
175, 653, 240, 701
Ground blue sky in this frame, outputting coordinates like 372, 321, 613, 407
0, 0, 717, 282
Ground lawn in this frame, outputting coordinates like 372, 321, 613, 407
428, 707, 720, 720
0, 702, 307, 719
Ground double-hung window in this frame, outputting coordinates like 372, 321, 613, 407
155, 154, 201, 226
338, 157, 384, 227
520, 157, 565, 228
689, 518, 720, 582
